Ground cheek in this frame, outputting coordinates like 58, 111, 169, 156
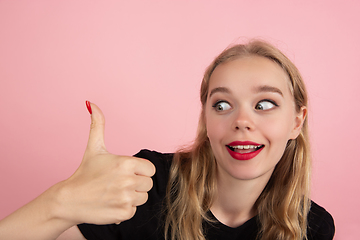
206, 117, 219, 141
260, 114, 294, 146
205, 118, 225, 161
205, 112, 227, 144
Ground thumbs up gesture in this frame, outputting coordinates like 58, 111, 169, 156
59, 101, 156, 225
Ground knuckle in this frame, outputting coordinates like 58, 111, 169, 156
119, 157, 137, 170
141, 193, 149, 204
118, 191, 134, 204
133, 193, 147, 207
150, 163, 156, 175
121, 176, 137, 189
90, 121, 96, 130
146, 177, 153, 191
121, 206, 136, 220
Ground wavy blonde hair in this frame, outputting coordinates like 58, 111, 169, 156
165, 40, 311, 240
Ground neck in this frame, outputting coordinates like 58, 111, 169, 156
210, 169, 271, 228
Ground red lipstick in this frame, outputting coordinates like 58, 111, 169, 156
226, 141, 264, 161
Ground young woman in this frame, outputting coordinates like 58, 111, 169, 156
0, 40, 334, 240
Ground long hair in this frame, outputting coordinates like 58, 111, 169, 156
164, 40, 311, 240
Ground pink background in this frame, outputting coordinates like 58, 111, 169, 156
0, 1, 359, 239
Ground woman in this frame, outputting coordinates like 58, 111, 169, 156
0, 40, 334, 240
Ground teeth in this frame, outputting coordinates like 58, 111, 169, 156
231, 145, 259, 150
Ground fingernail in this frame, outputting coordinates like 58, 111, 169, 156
86, 100, 92, 114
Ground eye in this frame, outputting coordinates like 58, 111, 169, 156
213, 101, 231, 111
255, 100, 278, 110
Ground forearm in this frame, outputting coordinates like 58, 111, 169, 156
0, 102, 156, 239
0, 182, 76, 240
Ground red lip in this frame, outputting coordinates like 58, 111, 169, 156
226, 141, 264, 161
227, 141, 261, 146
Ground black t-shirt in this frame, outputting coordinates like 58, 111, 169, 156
78, 149, 335, 240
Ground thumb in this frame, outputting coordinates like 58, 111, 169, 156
85, 101, 107, 153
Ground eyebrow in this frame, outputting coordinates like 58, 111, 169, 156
208, 85, 283, 98
209, 87, 231, 98
254, 85, 283, 96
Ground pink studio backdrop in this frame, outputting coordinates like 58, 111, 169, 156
0, 1, 359, 239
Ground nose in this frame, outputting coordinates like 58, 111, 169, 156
231, 108, 255, 131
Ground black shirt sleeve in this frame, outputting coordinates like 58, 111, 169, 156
307, 201, 335, 240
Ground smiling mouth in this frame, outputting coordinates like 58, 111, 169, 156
226, 144, 265, 160
226, 144, 264, 153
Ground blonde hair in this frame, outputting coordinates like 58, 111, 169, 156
165, 40, 311, 240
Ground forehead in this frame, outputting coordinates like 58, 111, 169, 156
208, 56, 292, 97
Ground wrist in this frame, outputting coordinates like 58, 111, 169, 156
45, 180, 80, 228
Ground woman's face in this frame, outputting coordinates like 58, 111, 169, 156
205, 56, 305, 182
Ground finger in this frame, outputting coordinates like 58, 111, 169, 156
85, 101, 107, 153
133, 158, 156, 177
134, 175, 153, 192
133, 192, 149, 207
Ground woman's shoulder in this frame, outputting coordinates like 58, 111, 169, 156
134, 149, 174, 167
307, 201, 335, 240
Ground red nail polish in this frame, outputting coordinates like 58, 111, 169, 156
86, 100, 92, 114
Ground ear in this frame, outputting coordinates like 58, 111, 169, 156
289, 106, 307, 139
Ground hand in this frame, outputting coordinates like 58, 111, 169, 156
57, 102, 156, 225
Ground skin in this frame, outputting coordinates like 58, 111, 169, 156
206, 56, 306, 227
0, 56, 306, 239
0, 103, 156, 240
